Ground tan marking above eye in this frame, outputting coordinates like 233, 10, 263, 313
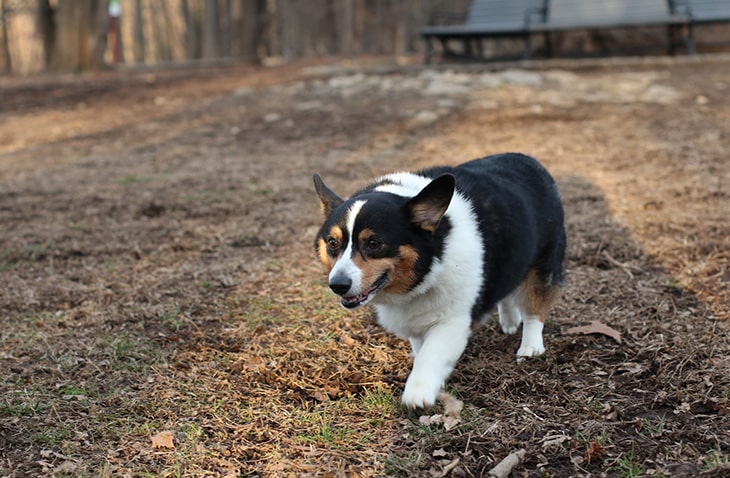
328, 225, 343, 243
317, 238, 332, 270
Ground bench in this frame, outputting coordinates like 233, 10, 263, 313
420, 0, 545, 63
421, 0, 730, 62
527, 0, 695, 57
687, 0, 730, 23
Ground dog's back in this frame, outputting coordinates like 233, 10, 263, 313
420, 153, 566, 321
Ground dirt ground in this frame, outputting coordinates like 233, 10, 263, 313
1, 55, 728, 477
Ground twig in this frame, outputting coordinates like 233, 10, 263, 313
602, 250, 639, 278
488, 449, 526, 478
441, 457, 461, 477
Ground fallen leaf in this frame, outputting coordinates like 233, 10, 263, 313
151, 430, 175, 449
586, 439, 605, 463
311, 390, 329, 402
433, 448, 448, 458
564, 321, 622, 344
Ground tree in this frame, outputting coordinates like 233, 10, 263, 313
133, 0, 145, 62
202, 0, 219, 58
49, 0, 107, 72
1, 0, 11, 73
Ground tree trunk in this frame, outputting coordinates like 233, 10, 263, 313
133, 0, 144, 62
1, 0, 11, 72
202, 0, 220, 58
238, 0, 265, 63
339, 0, 354, 55
37, 0, 56, 68
49, 0, 107, 72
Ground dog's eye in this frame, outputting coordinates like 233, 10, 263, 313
366, 238, 383, 251
326, 237, 340, 250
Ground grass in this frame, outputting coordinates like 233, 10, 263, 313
612, 443, 645, 478
703, 449, 729, 472
120, 174, 156, 184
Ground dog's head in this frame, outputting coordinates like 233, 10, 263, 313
313, 173, 455, 309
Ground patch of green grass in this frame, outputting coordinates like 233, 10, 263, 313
361, 387, 398, 426
575, 429, 609, 445
295, 406, 366, 448
120, 174, 155, 184
638, 415, 666, 438
34, 422, 75, 446
383, 450, 426, 477
0, 390, 49, 417
612, 443, 645, 478
703, 449, 729, 472
103, 334, 157, 372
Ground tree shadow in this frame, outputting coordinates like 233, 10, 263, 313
433, 174, 730, 477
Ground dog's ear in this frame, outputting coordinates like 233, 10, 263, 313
406, 174, 455, 232
313, 173, 344, 217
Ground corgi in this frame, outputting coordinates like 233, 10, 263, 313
313, 153, 566, 409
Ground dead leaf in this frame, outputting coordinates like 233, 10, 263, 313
432, 448, 448, 458
564, 320, 622, 344
311, 390, 329, 402
419, 392, 464, 431
586, 439, 605, 463
151, 430, 175, 449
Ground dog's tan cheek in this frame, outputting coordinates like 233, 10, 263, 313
384, 245, 419, 295
353, 255, 395, 289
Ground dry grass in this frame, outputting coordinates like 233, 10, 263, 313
1, 58, 728, 477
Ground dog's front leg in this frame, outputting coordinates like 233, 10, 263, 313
401, 318, 471, 409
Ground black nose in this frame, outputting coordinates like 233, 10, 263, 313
329, 274, 352, 296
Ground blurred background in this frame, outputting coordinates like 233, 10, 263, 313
2, 0, 729, 75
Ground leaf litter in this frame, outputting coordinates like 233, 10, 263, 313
0, 58, 729, 477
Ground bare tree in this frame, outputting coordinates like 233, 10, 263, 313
1, 0, 11, 72
49, 0, 107, 72
133, 0, 144, 62
202, 0, 219, 58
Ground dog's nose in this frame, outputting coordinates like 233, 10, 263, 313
329, 274, 352, 296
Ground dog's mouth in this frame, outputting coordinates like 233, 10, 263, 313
341, 273, 389, 309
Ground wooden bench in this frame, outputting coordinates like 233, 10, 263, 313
420, 0, 545, 63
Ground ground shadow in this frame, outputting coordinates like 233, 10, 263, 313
392, 174, 730, 477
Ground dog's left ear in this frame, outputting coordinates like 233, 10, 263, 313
313, 173, 344, 217
406, 174, 455, 232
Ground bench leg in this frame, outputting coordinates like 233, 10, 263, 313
686, 23, 696, 55
424, 37, 434, 64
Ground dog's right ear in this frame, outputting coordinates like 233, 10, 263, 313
313, 173, 343, 217
406, 174, 455, 233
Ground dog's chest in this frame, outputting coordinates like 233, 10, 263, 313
372, 289, 459, 340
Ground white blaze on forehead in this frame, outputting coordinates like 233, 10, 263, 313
328, 200, 366, 294
375, 172, 432, 197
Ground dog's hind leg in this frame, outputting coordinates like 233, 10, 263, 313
514, 268, 561, 360
498, 293, 523, 335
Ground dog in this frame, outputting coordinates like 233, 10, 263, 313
313, 153, 566, 409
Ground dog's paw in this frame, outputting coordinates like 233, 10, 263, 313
500, 323, 519, 335
516, 343, 546, 362
401, 378, 440, 409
